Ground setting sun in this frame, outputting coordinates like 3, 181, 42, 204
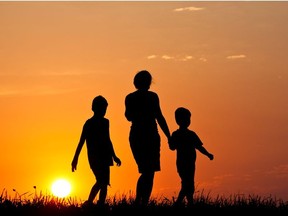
51, 179, 71, 198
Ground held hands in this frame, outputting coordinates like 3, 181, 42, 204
168, 137, 176, 151
113, 156, 122, 166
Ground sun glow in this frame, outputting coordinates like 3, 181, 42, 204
51, 179, 71, 198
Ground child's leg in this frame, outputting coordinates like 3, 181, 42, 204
186, 191, 194, 206
176, 171, 194, 206
88, 182, 100, 203
98, 185, 107, 205
88, 167, 106, 203
186, 177, 195, 206
98, 184, 108, 205
176, 188, 185, 205
97, 166, 110, 205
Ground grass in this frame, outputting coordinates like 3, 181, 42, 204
1, 188, 288, 215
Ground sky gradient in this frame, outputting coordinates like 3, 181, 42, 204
0, 1, 288, 202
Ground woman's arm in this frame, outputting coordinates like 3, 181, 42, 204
124, 94, 133, 122
154, 94, 171, 140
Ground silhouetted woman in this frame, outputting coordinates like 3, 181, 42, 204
125, 70, 171, 206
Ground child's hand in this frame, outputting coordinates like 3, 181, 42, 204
114, 156, 121, 166
71, 158, 78, 172
208, 153, 214, 161
168, 138, 176, 151
169, 143, 175, 151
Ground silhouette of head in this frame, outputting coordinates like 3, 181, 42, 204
92, 95, 108, 117
175, 107, 191, 128
133, 70, 152, 90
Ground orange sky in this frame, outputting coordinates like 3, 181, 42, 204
0, 1, 288, 202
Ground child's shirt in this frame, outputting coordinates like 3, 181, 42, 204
170, 128, 203, 173
82, 116, 114, 169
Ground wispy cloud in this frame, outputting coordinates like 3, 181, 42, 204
147, 55, 157, 59
199, 57, 208, 62
226, 54, 247, 60
174, 7, 205, 12
147, 54, 199, 62
180, 56, 194, 61
162, 55, 174, 60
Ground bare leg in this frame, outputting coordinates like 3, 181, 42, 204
88, 182, 100, 203
98, 184, 108, 205
186, 183, 195, 207
135, 172, 154, 206
142, 172, 154, 206
186, 193, 194, 207
135, 175, 144, 205
176, 188, 185, 205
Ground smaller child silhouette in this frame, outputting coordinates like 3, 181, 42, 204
71, 95, 121, 206
169, 107, 214, 207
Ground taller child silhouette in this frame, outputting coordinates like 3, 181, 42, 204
71, 95, 121, 206
124, 70, 171, 206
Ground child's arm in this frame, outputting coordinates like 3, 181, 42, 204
169, 139, 176, 150
197, 145, 214, 160
110, 142, 121, 166
113, 154, 121, 166
110, 144, 121, 166
106, 120, 122, 167
168, 133, 176, 150
71, 129, 85, 172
